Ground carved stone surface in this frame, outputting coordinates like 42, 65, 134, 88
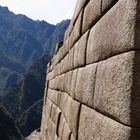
75, 63, 97, 107
37, 0, 140, 140
86, 0, 137, 64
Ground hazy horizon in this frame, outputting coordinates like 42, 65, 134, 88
0, 0, 76, 24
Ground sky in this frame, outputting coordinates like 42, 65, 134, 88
0, 0, 77, 24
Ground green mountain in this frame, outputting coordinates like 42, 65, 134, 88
0, 5, 70, 92
0, 5, 70, 138
0, 104, 23, 140
1, 54, 50, 136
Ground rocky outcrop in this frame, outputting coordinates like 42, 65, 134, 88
40, 0, 140, 139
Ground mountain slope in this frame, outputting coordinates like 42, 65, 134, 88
0, 104, 23, 140
1, 54, 50, 136
0, 5, 70, 92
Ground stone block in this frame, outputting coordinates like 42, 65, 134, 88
68, 47, 74, 71
70, 69, 78, 99
62, 53, 69, 73
53, 64, 59, 77
48, 116, 56, 140
74, 31, 89, 68
60, 74, 65, 91
54, 44, 68, 70
65, 98, 80, 139
78, 105, 140, 140
47, 71, 54, 81
65, 71, 73, 95
64, 23, 73, 42
59, 59, 65, 75
69, 10, 83, 50
48, 78, 55, 90
46, 99, 53, 116
75, 63, 97, 107
94, 51, 140, 127
72, 0, 89, 24
59, 92, 70, 115
82, 0, 101, 33
48, 89, 58, 105
57, 63, 61, 75
57, 91, 62, 107
70, 134, 75, 140
50, 103, 57, 123
63, 48, 74, 73
58, 114, 65, 137
102, 0, 118, 13
86, 0, 137, 64
61, 120, 71, 140
59, 91, 80, 138
45, 131, 52, 140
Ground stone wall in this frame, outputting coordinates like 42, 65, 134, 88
40, 0, 140, 139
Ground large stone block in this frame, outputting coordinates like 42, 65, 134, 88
57, 91, 62, 107
59, 59, 65, 75
78, 105, 140, 140
62, 48, 74, 73
70, 69, 78, 99
59, 92, 70, 115
58, 114, 65, 138
62, 53, 69, 73
64, 71, 73, 95
86, 0, 137, 64
69, 10, 83, 50
45, 131, 52, 140
74, 31, 89, 68
55, 74, 65, 91
82, 0, 101, 33
72, 0, 89, 24
47, 115, 55, 140
65, 98, 80, 139
61, 120, 71, 140
47, 71, 54, 81
46, 99, 53, 116
50, 103, 57, 123
58, 91, 80, 138
94, 51, 140, 127
48, 78, 55, 90
68, 47, 74, 71
75, 63, 97, 107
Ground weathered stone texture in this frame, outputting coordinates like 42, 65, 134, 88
70, 69, 78, 99
68, 10, 83, 50
102, 0, 118, 13
39, 0, 140, 140
48, 89, 58, 106
60, 120, 71, 140
64, 71, 73, 95
82, 0, 101, 33
72, 0, 89, 25
94, 52, 135, 126
74, 31, 89, 68
86, 0, 137, 64
78, 105, 140, 140
75, 63, 97, 107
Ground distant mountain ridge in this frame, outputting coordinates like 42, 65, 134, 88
0, 5, 70, 92
0, 5, 70, 138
